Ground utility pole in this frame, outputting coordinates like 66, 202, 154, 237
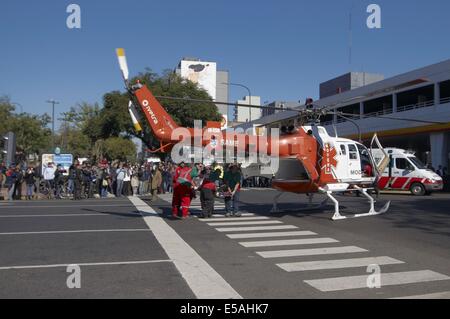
224, 82, 252, 122
46, 99, 60, 151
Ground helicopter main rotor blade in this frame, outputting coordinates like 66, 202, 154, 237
333, 111, 447, 125
116, 48, 129, 84
154, 95, 290, 111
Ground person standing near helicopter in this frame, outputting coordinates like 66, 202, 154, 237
223, 164, 242, 217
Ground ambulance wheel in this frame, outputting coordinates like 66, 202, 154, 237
410, 183, 426, 196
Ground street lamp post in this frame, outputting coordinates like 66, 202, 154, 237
46, 99, 60, 150
223, 82, 252, 122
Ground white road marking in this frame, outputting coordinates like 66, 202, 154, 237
207, 220, 283, 227
277, 256, 404, 272
0, 214, 110, 218
392, 291, 450, 299
227, 231, 317, 239
0, 260, 172, 270
240, 238, 339, 248
128, 196, 241, 299
216, 225, 298, 232
305, 270, 450, 292
210, 213, 254, 217
200, 216, 269, 222
190, 207, 226, 210
257, 246, 368, 258
0, 229, 151, 235
3, 204, 134, 208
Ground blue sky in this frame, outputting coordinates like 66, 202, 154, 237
1, 0, 450, 127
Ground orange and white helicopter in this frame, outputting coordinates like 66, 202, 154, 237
116, 48, 439, 220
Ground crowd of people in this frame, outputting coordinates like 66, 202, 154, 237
0, 160, 177, 201
0, 159, 263, 219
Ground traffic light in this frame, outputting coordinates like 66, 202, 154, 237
2, 132, 16, 166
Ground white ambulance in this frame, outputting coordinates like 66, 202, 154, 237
371, 148, 443, 196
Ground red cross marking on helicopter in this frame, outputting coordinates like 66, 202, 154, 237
321, 143, 338, 174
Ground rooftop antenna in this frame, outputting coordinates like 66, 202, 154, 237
349, 1, 354, 66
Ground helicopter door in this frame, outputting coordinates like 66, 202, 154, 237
336, 143, 350, 181
347, 143, 362, 180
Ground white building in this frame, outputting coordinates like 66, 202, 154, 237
234, 96, 261, 123
175, 58, 229, 118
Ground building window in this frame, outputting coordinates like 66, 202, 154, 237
336, 103, 360, 123
440, 80, 450, 104
397, 85, 434, 112
363, 95, 393, 117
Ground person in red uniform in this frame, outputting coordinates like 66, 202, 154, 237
364, 163, 373, 177
172, 162, 197, 219
171, 161, 184, 218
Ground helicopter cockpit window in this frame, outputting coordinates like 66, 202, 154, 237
356, 144, 371, 162
340, 145, 346, 155
348, 144, 358, 160
357, 144, 374, 176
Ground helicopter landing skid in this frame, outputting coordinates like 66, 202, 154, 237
270, 193, 329, 214
327, 187, 391, 221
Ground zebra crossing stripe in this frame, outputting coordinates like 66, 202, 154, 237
304, 270, 450, 292
207, 221, 283, 227
277, 256, 404, 272
216, 225, 298, 232
227, 231, 317, 239
257, 246, 368, 258
199, 217, 270, 222
240, 238, 338, 248
392, 291, 450, 299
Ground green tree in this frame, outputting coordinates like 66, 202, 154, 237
0, 96, 15, 134
56, 125, 91, 158
61, 102, 101, 131
99, 137, 137, 162
10, 113, 52, 155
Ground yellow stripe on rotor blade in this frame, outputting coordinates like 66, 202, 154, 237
116, 48, 125, 57
134, 122, 143, 132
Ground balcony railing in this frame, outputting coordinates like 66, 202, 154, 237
397, 100, 434, 113
363, 108, 394, 118
321, 98, 448, 127
336, 115, 360, 124
441, 97, 450, 104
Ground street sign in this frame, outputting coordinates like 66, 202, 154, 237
41, 153, 73, 175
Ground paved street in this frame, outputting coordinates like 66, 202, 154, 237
0, 190, 449, 299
